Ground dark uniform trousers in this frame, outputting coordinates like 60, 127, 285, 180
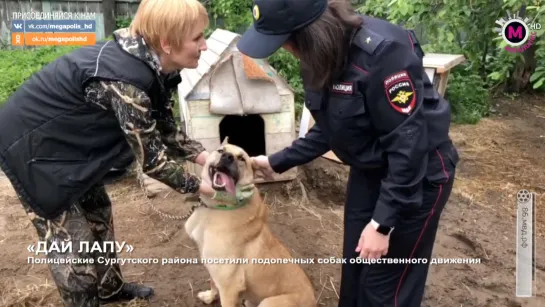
17, 185, 125, 307
338, 142, 456, 307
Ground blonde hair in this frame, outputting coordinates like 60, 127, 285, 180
130, 0, 209, 52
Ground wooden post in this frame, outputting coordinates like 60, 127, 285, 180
102, 0, 117, 37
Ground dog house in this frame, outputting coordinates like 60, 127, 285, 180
177, 29, 297, 183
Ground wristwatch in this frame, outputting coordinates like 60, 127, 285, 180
370, 219, 394, 236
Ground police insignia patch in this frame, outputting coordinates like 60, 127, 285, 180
383, 71, 416, 114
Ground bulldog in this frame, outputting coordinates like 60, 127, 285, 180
184, 138, 316, 307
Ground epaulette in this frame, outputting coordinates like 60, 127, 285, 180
353, 27, 385, 55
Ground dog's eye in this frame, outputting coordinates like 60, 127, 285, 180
217, 148, 223, 154
237, 155, 245, 161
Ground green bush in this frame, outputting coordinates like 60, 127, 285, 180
267, 49, 304, 119
445, 69, 491, 124
355, 0, 544, 124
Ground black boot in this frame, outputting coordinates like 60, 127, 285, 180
100, 282, 154, 303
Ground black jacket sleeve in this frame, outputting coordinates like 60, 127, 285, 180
268, 123, 330, 174
364, 40, 429, 228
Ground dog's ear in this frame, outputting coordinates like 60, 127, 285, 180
221, 136, 229, 146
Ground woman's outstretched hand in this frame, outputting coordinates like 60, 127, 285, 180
251, 155, 275, 180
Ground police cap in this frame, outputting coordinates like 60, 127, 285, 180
237, 0, 328, 58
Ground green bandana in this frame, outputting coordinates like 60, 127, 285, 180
209, 184, 255, 210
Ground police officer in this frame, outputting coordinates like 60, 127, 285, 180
239, 0, 459, 306
0, 0, 211, 306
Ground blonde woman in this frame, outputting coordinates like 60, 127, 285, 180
0, 0, 210, 305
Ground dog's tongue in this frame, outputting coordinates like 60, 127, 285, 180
217, 172, 236, 195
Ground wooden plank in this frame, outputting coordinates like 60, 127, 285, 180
193, 77, 211, 97
266, 132, 295, 155
190, 116, 222, 139
94, 13, 105, 41
102, 0, 117, 36
423, 53, 466, 73
279, 94, 293, 113
50, 1, 62, 11
196, 58, 211, 76
436, 71, 451, 97
201, 50, 220, 68
206, 37, 230, 57
210, 28, 239, 46
184, 69, 203, 92
188, 100, 213, 118
196, 137, 222, 152
262, 112, 293, 134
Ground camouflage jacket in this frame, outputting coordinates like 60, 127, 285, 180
83, 28, 205, 194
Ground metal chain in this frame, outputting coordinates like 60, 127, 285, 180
135, 165, 201, 221
146, 197, 201, 220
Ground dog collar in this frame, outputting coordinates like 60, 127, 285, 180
205, 184, 255, 210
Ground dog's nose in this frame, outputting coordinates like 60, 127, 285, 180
220, 152, 234, 163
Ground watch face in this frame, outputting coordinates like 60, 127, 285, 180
377, 225, 391, 235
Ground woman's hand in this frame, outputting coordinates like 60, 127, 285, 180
251, 155, 275, 180
195, 151, 210, 166
355, 222, 390, 259
199, 180, 216, 197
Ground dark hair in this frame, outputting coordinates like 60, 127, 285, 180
288, 0, 363, 90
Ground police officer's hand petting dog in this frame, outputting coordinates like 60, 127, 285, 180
0, 0, 212, 306
244, 0, 460, 306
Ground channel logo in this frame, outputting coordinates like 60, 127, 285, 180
494, 10, 541, 53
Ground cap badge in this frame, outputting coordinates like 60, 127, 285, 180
253, 5, 260, 20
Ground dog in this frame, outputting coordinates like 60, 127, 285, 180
184, 138, 316, 307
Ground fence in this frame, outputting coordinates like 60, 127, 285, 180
0, 0, 141, 47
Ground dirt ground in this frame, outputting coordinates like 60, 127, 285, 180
1, 93, 545, 307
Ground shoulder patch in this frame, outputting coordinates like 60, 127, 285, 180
383, 71, 416, 115
353, 28, 385, 55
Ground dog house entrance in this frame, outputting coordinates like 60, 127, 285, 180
219, 115, 266, 157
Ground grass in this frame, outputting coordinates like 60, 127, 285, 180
0, 46, 80, 106
0, 43, 180, 126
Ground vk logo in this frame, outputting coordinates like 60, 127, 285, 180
11, 20, 24, 32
